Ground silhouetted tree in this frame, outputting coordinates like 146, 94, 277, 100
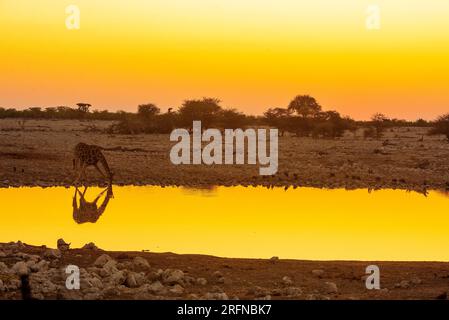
430, 114, 449, 141
311, 111, 353, 138
137, 103, 160, 118
264, 107, 292, 136
76, 103, 92, 114
371, 113, 389, 139
178, 98, 222, 129
218, 108, 248, 129
288, 95, 322, 118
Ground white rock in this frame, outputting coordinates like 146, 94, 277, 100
324, 282, 338, 294
28, 255, 41, 262
196, 278, 208, 286
147, 281, 166, 295
282, 276, 293, 286
135, 273, 146, 287
133, 256, 150, 269
90, 276, 104, 289
94, 254, 113, 268
102, 260, 118, 274
7, 279, 21, 290
12, 261, 29, 276
0, 262, 9, 273
110, 270, 126, 285
30, 260, 50, 272
169, 284, 185, 296
162, 269, 185, 285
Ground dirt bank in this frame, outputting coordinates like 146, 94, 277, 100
0, 120, 448, 192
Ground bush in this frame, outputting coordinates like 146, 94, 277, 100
429, 114, 449, 141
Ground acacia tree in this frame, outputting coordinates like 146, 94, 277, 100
264, 107, 292, 136
177, 98, 222, 129
137, 103, 160, 118
287, 95, 322, 118
76, 103, 91, 113
371, 113, 389, 139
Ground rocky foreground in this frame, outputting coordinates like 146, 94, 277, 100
1, 240, 449, 300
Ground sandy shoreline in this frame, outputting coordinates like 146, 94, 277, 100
1, 241, 449, 300
0, 120, 448, 192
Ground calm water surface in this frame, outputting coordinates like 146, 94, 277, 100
1, 186, 448, 261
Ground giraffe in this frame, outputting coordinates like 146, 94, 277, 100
73, 142, 113, 184
72, 185, 114, 224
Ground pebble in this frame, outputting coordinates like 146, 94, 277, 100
324, 282, 338, 294
282, 276, 293, 286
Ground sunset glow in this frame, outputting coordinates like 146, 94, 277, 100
1, 0, 448, 119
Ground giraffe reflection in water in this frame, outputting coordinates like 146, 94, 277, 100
72, 185, 114, 224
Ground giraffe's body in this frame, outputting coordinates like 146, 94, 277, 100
72, 186, 113, 224
73, 143, 113, 183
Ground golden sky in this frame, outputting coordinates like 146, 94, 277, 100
1, 0, 448, 120
1, 186, 449, 261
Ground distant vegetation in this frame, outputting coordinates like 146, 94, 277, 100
429, 114, 449, 141
0, 95, 443, 139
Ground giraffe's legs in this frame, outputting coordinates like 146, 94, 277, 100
74, 170, 82, 186
78, 163, 88, 185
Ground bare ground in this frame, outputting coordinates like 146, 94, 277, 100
0, 119, 448, 192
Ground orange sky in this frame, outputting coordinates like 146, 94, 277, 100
0, 0, 448, 120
